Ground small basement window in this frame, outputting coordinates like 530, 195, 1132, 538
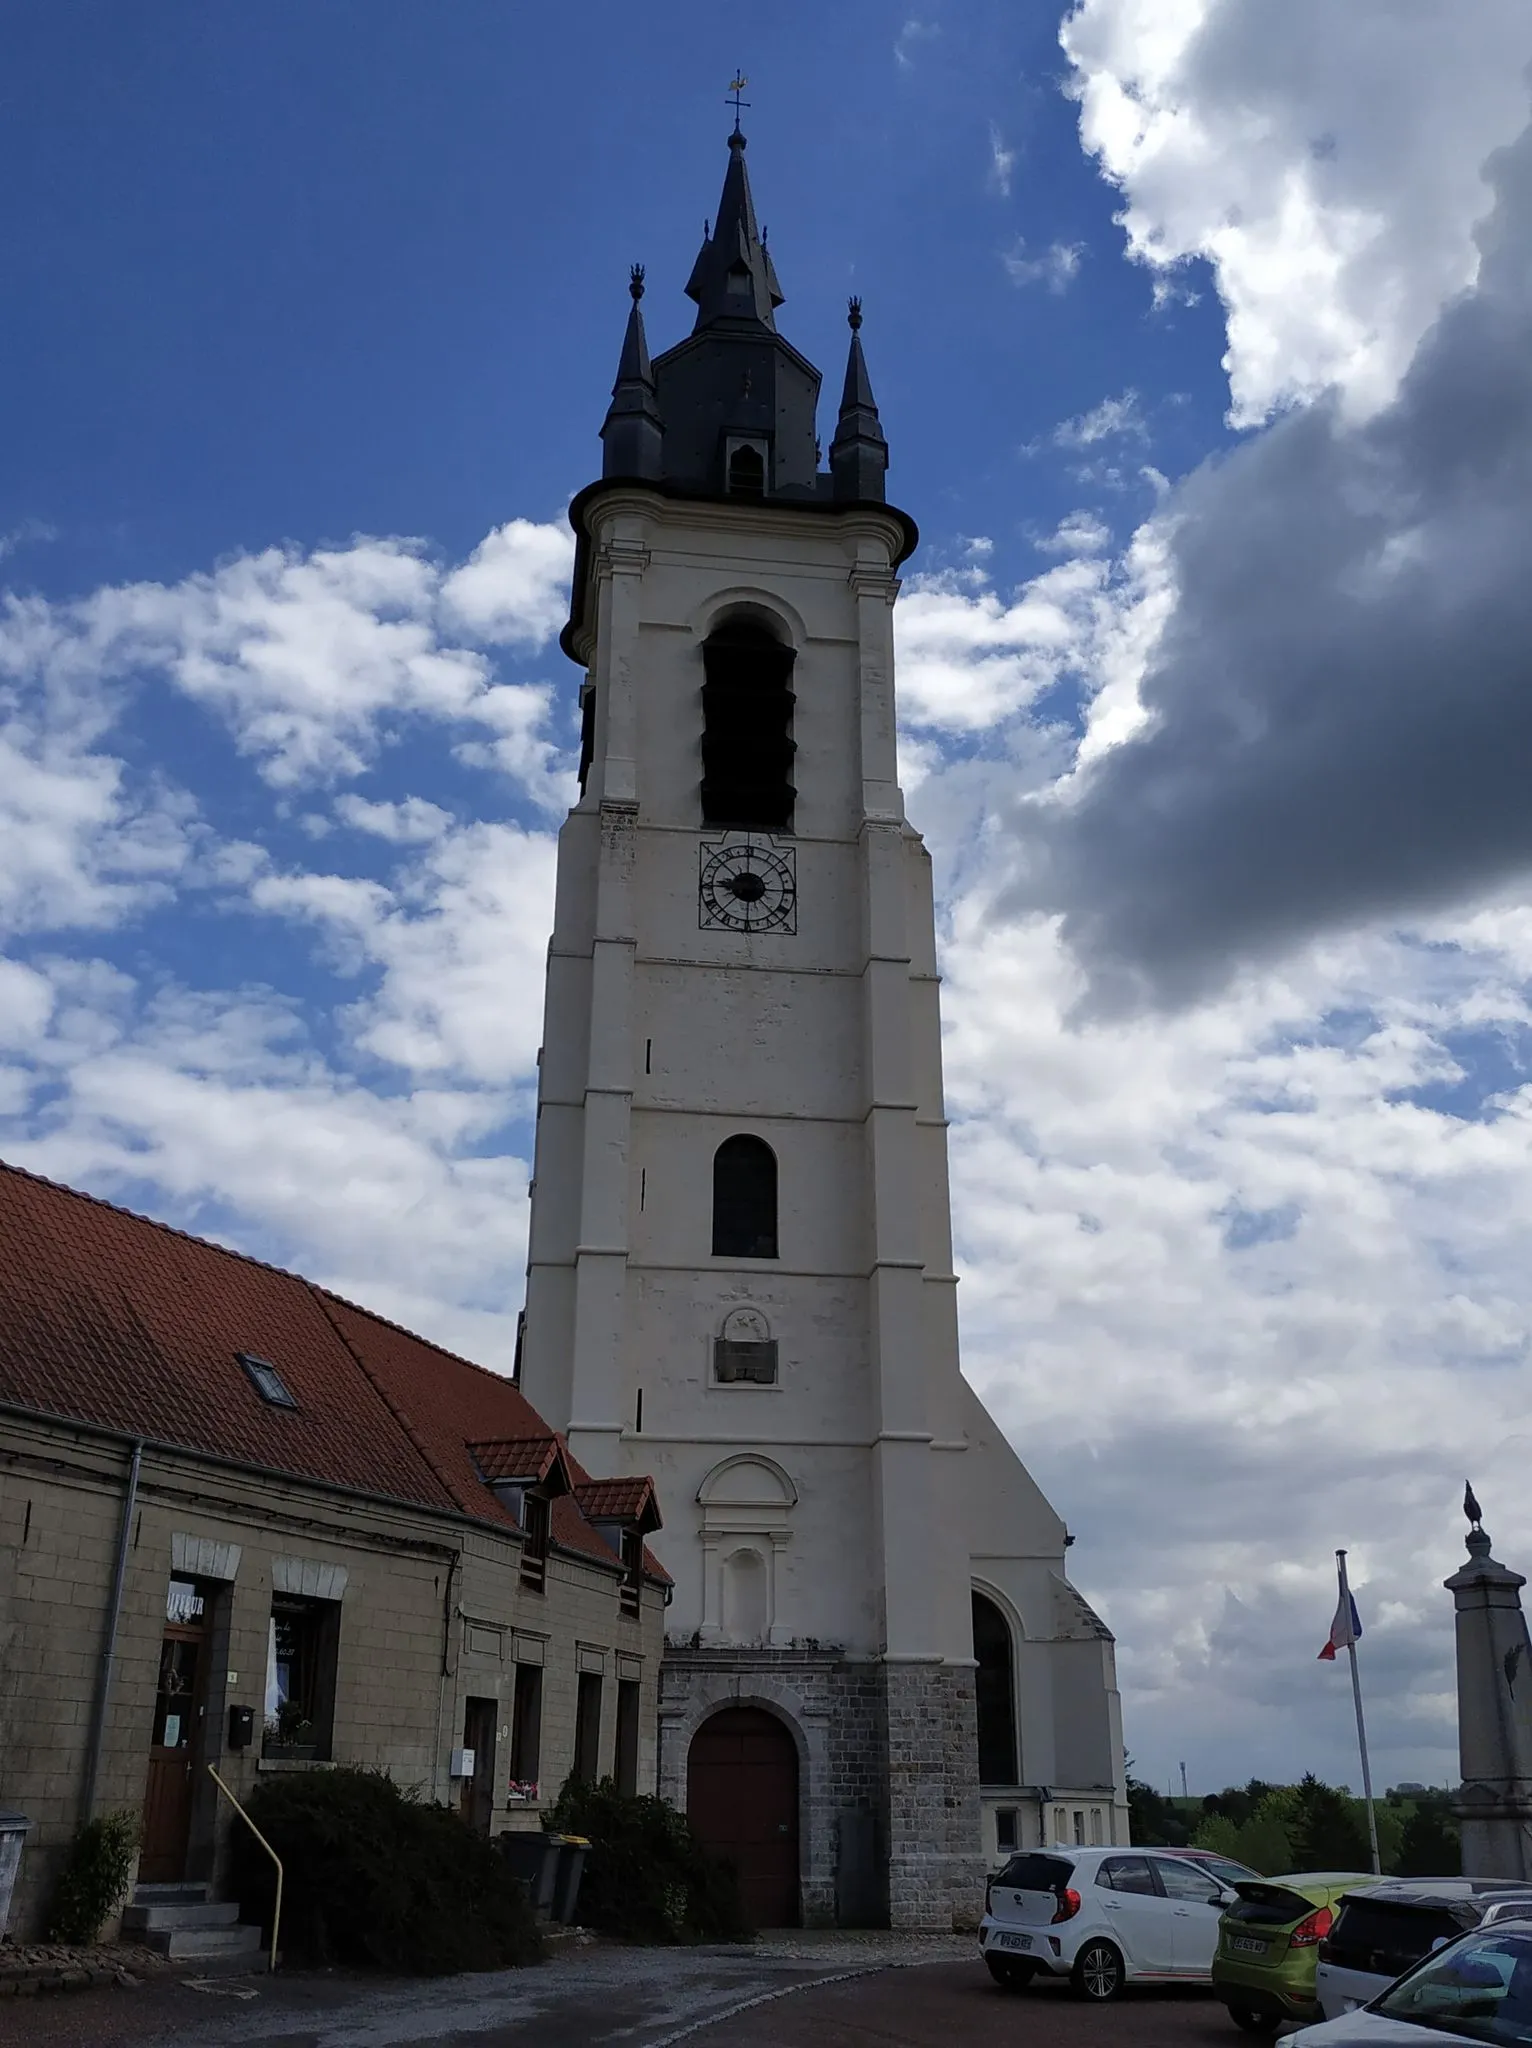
237, 1352, 298, 1410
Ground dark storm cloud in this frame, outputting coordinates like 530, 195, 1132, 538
1018, 120, 1532, 1010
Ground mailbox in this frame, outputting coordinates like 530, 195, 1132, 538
228, 1704, 255, 1749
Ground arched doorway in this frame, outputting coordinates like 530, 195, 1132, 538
687, 1706, 800, 1927
972, 1589, 1020, 1786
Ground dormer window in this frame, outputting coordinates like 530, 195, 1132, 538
726, 442, 766, 499
237, 1352, 298, 1410
726, 263, 752, 297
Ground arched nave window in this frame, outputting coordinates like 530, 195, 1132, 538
712, 1136, 778, 1259
972, 1589, 1020, 1787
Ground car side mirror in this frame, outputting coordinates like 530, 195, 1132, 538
1214, 1888, 1238, 1909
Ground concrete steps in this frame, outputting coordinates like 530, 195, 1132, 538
124, 1882, 264, 1962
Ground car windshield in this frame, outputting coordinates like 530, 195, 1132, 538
1194, 1856, 1260, 1885
1374, 1930, 1532, 2045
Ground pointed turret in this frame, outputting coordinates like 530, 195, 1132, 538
829, 298, 889, 503
601, 266, 665, 481
684, 130, 784, 332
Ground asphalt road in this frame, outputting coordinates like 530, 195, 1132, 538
1, 1944, 1244, 2048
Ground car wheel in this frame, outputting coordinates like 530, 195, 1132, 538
1071, 1939, 1125, 2003
1229, 2006, 1281, 2036
984, 1955, 1037, 1990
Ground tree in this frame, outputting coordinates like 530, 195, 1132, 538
1127, 1776, 1192, 1846
1288, 1774, 1371, 1871
1395, 1803, 1461, 1878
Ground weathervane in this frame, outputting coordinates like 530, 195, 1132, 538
727, 73, 750, 133
1465, 1481, 1484, 1531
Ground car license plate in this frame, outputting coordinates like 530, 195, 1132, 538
992, 1932, 1033, 1952
1230, 1937, 1268, 1956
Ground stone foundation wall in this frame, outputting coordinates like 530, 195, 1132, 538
659, 1646, 887, 1927
883, 1660, 986, 1931
659, 1647, 986, 1931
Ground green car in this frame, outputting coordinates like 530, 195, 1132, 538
1212, 1873, 1379, 2034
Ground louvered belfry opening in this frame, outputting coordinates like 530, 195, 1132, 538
701, 618, 796, 830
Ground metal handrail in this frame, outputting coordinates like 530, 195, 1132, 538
206, 1766, 282, 1973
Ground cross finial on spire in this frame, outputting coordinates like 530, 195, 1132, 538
629, 263, 645, 302
727, 72, 750, 134
847, 295, 863, 332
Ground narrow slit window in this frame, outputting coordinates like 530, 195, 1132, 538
712, 1135, 778, 1259
700, 618, 795, 830
237, 1351, 298, 1410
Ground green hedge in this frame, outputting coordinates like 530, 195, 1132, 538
229, 1768, 542, 1974
47, 1811, 139, 1943
546, 1777, 751, 1944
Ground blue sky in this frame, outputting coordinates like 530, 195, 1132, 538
6, 1, 1532, 1800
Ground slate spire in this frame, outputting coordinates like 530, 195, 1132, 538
829, 298, 889, 502
601, 265, 665, 480
683, 129, 785, 332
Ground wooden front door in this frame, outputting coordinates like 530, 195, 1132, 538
140, 1582, 211, 1883
687, 1706, 800, 1927
459, 1697, 498, 1837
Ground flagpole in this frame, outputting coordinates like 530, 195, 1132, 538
1337, 1549, 1382, 1875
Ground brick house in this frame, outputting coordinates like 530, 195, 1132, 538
0, 1162, 668, 1939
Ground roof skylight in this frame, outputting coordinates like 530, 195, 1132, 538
236, 1351, 299, 1410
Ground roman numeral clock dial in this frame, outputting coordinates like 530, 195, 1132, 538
698, 836, 797, 934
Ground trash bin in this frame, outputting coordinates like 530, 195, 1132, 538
497, 1830, 561, 1917
549, 1833, 590, 1926
0, 1813, 31, 1940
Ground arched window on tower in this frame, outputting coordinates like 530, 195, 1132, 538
726, 443, 765, 498
701, 617, 795, 830
973, 1590, 1020, 1786
712, 1135, 778, 1259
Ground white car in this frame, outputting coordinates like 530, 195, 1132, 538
979, 1845, 1258, 2002
1290, 1920, 1532, 2048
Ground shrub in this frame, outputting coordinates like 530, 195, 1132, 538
47, 1810, 139, 1943
228, 1767, 541, 1974
545, 1777, 751, 1944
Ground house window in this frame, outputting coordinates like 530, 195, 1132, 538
712, 1135, 778, 1259
1091, 1808, 1104, 1845
700, 617, 795, 830
520, 1493, 550, 1593
573, 1672, 603, 1785
1073, 1809, 1086, 1845
615, 1678, 641, 1798
264, 1594, 339, 1758
619, 1528, 643, 1620
509, 1662, 542, 1800
972, 1591, 1019, 1786
996, 1807, 1019, 1855
726, 442, 765, 498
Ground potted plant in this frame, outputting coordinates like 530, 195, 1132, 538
263, 1699, 319, 1760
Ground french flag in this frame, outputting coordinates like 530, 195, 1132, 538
1318, 1590, 1363, 1661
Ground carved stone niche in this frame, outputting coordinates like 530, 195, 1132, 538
714, 1306, 778, 1385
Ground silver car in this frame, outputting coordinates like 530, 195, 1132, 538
1317, 1882, 1532, 2019
1292, 1921, 1532, 2048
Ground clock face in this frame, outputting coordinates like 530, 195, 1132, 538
699, 838, 797, 934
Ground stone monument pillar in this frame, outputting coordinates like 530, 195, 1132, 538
1445, 1491, 1532, 1879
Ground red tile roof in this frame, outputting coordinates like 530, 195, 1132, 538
468, 1436, 566, 1487
0, 1160, 667, 1579
574, 1476, 662, 1531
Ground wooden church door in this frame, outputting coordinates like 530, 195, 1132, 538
687, 1707, 800, 1927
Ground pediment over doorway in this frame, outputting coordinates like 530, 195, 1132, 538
697, 1452, 797, 1508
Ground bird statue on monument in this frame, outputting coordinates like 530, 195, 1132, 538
1465, 1481, 1484, 1530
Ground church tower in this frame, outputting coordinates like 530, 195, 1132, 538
521, 123, 1127, 1930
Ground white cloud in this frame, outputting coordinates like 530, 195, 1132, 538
988, 123, 1017, 199
894, 18, 939, 70
1060, 0, 1532, 424
1052, 388, 1147, 447
1036, 511, 1112, 556
335, 794, 452, 843
437, 518, 575, 647
1003, 239, 1085, 292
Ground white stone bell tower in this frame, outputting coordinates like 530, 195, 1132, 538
520, 124, 1127, 1930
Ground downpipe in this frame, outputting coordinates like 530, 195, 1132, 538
81, 1437, 143, 1824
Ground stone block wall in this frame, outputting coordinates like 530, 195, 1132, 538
659, 1645, 985, 1931
882, 1660, 985, 1932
